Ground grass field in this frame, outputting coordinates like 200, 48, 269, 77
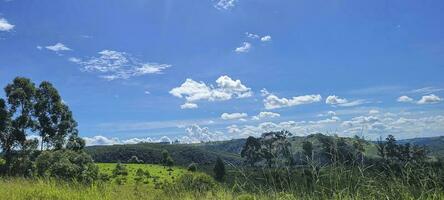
97, 163, 187, 186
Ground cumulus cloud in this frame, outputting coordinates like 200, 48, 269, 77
263, 91, 322, 110
45, 43, 71, 52
260, 35, 272, 42
221, 112, 248, 120
214, 0, 236, 10
235, 42, 251, 53
252, 111, 280, 120
83, 135, 120, 146
0, 18, 14, 31
397, 95, 414, 103
397, 94, 442, 104
183, 124, 228, 143
326, 95, 365, 107
417, 94, 442, 104
170, 75, 252, 108
325, 95, 348, 105
69, 50, 171, 80
83, 135, 166, 146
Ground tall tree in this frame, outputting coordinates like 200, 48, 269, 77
0, 98, 14, 166
213, 157, 225, 182
302, 141, 313, 160
385, 135, 398, 159
4, 77, 36, 147
34, 82, 78, 150
241, 136, 263, 167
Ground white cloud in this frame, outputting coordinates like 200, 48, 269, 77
170, 75, 252, 108
397, 95, 414, 103
326, 95, 348, 105
260, 35, 272, 42
183, 124, 228, 143
410, 87, 443, 95
252, 111, 280, 120
83, 135, 120, 146
221, 112, 248, 120
369, 109, 380, 115
245, 32, 259, 39
235, 42, 251, 53
69, 50, 171, 80
338, 99, 366, 107
326, 95, 365, 107
83, 135, 168, 146
181, 102, 198, 109
417, 94, 442, 104
397, 94, 442, 104
214, 0, 236, 10
328, 111, 336, 116
0, 18, 14, 31
45, 43, 71, 52
263, 91, 322, 110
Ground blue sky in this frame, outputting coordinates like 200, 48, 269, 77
1, 0, 443, 145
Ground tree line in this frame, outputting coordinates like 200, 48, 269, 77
241, 131, 429, 168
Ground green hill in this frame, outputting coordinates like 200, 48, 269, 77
85, 135, 444, 166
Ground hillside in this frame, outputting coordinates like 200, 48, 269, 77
85, 135, 444, 166
85, 141, 245, 166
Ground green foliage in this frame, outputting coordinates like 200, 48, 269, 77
213, 157, 225, 181
97, 163, 186, 186
34, 81, 78, 150
35, 150, 98, 184
187, 162, 198, 172
172, 172, 218, 193
112, 162, 128, 177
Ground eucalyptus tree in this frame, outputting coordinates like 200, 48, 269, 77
4, 77, 37, 147
34, 81, 79, 150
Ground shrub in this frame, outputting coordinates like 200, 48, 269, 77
35, 150, 98, 184
172, 172, 218, 193
187, 162, 198, 172
112, 162, 128, 177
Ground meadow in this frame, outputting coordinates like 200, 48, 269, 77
96, 163, 187, 186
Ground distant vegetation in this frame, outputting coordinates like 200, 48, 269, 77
1, 77, 444, 199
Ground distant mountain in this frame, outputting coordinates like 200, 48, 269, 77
398, 136, 444, 158
85, 135, 444, 166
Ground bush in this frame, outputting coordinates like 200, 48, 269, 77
172, 172, 218, 193
35, 150, 98, 184
187, 162, 198, 172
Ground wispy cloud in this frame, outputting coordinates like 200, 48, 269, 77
44, 43, 72, 52
69, 50, 171, 80
235, 42, 251, 53
409, 87, 444, 95
214, 0, 236, 10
